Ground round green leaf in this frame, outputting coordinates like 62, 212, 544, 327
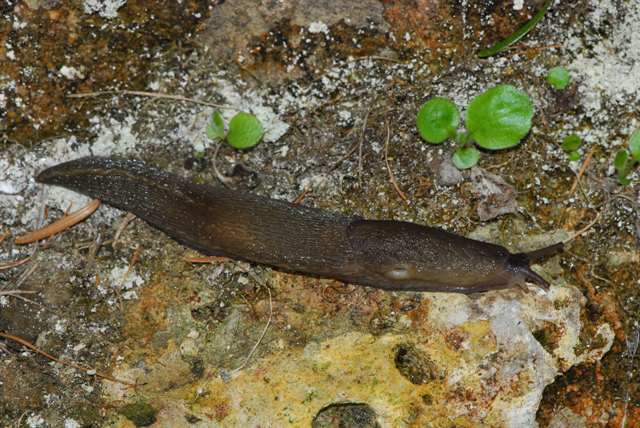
561, 134, 581, 152
452, 146, 480, 169
206, 111, 226, 140
227, 112, 264, 149
614, 150, 629, 170
416, 97, 460, 144
547, 66, 571, 90
618, 174, 631, 186
613, 150, 629, 180
466, 85, 534, 150
629, 128, 640, 161
567, 151, 581, 161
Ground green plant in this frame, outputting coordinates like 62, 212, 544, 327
477, 0, 553, 58
416, 84, 534, 169
614, 128, 640, 185
547, 66, 571, 90
206, 111, 225, 140
206, 111, 264, 149
416, 97, 459, 143
561, 133, 581, 161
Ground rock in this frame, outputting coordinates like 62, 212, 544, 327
437, 156, 464, 186
104, 284, 612, 427
548, 407, 588, 428
470, 167, 518, 221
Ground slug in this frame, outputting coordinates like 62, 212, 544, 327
37, 157, 562, 294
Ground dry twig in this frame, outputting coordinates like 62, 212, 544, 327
0, 289, 39, 306
357, 109, 370, 182
230, 282, 273, 375
185, 256, 230, 264
564, 211, 601, 244
0, 230, 10, 245
112, 212, 137, 249
0, 256, 31, 270
383, 122, 409, 203
0, 331, 136, 387
292, 187, 312, 205
212, 142, 234, 186
69, 89, 233, 110
15, 199, 101, 244
568, 147, 596, 195
13, 260, 40, 290
0, 290, 37, 296
331, 109, 370, 170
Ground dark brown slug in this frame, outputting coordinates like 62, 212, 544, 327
37, 157, 562, 294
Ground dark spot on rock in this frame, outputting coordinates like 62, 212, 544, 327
188, 357, 205, 378
421, 394, 433, 405
548, 85, 580, 114
184, 156, 212, 171
533, 322, 563, 354
230, 163, 260, 189
191, 302, 230, 324
369, 309, 398, 335
120, 401, 157, 427
394, 343, 443, 385
185, 413, 202, 424
312, 402, 379, 428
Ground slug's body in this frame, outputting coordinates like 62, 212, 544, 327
37, 157, 562, 294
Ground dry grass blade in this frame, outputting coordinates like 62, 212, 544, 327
0, 290, 40, 306
384, 121, 409, 203
230, 284, 273, 375
0, 257, 31, 270
69, 89, 233, 110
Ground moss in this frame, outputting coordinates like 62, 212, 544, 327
120, 401, 158, 427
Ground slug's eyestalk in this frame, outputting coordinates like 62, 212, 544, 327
506, 243, 564, 290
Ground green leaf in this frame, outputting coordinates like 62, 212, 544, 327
629, 128, 640, 161
452, 146, 480, 169
466, 84, 534, 150
561, 134, 581, 152
477, 0, 553, 58
618, 174, 631, 186
227, 112, 264, 149
206, 111, 226, 140
614, 149, 629, 172
567, 151, 581, 161
547, 66, 571, 90
416, 97, 460, 144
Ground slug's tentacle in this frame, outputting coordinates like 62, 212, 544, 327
505, 242, 565, 290
36, 157, 563, 294
505, 250, 560, 290
522, 242, 564, 262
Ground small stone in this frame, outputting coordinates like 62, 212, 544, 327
438, 156, 464, 186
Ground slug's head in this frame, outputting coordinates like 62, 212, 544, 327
505, 243, 564, 290
346, 219, 518, 293
347, 219, 564, 293
505, 253, 549, 290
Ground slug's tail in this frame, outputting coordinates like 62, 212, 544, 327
508, 242, 564, 290
36, 156, 229, 256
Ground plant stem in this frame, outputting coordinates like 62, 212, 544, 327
455, 131, 471, 146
